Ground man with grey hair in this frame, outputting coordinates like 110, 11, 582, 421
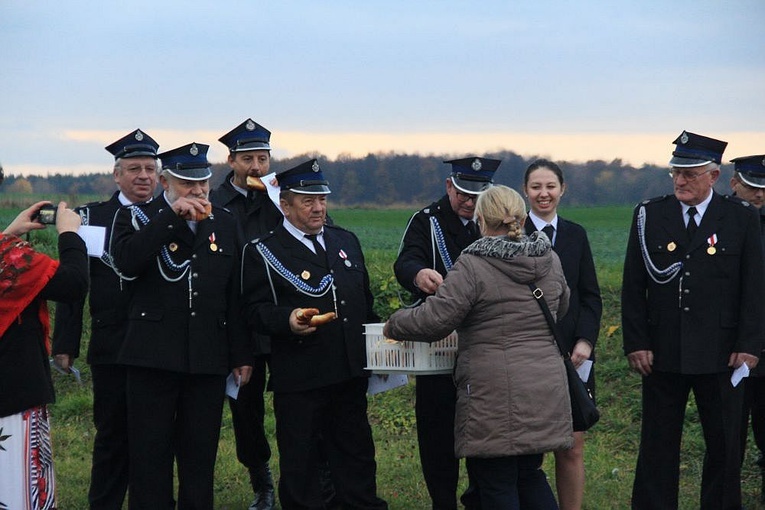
622, 131, 765, 509
111, 142, 253, 509
52, 129, 159, 510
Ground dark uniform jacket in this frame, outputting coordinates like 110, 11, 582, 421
524, 217, 602, 355
209, 171, 284, 243
53, 192, 133, 365
622, 192, 765, 374
242, 224, 377, 393
394, 195, 478, 303
0, 233, 88, 417
111, 196, 251, 375
210, 172, 283, 355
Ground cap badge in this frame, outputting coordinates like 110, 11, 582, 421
667, 242, 676, 252
169, 242, 178, 252
312, 161, 320, 172
472, 158, 482, 171
190, 144, 199, 156
301, 270, 311, 280
246, 119, 256, 131
680, 132, 689, 144
135, 130, 144, 141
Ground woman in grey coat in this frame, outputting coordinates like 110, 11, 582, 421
385, 185, 572, 509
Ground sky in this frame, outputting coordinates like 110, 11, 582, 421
1, 0, 763, 177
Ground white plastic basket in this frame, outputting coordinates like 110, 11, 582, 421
364, 323, 458, 375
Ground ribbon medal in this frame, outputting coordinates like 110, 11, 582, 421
339, 249, 351, 267
209, 233, 218, 252
706, 234, 717, 255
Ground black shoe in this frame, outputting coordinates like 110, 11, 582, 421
249, 464, 275, 510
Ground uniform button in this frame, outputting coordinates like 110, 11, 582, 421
343, 317, 348, 323
140, 312, 146, 317
685, 254, 691, 260
685, 272, 691, 277
340, 300, 346, 305
192, 272, 199, 278
191, 311, 197, 317
192, 254, 198, 259
193, 291, 199, 296
683, 289, 690, 294
683, 307, 690, 312
168, 224, 174, 230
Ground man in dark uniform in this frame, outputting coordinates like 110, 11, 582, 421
731, 154, 765, 501
622, 131, 765, 510
211, 118, 280, 510
393, 157, 500, 510
241, 159, 388, 510
111, 142, 253, 510
52, 128, 159, 510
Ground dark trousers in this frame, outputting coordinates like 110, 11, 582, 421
466, 454, 558, 510
632, 371, 744, 510
228, 354, 271, 469
274, 377, 387, 510
741, 376, 765, 464
126, 366, 226, 510
416, 374, 460, 510
88, 364, 129, 510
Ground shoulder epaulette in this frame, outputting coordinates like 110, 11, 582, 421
637, 194, 672, 208
723, 194, 753, 208
249, 230, 276, 245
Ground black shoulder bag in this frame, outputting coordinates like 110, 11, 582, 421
529, 283, 600, 431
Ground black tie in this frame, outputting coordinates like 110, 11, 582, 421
686, 207, 698, 240
542, 224, 555, 246
466, 220, 478, 238
305, 234, 326, 259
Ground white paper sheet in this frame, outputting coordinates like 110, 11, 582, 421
78, 225, 107, 257
731, 363, 750, 387
262, 172, 284, 214
577, 360, 593, 383
226, 372, 241, 399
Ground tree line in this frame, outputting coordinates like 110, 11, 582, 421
0, 150, 737, 207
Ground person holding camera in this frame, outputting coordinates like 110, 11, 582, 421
0, 201, 89, 509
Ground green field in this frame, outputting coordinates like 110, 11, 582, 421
5, 204, 765, 509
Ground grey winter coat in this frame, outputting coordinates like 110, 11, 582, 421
386, 232, 573, 458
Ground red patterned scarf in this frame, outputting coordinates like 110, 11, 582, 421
0, 234, 60, 352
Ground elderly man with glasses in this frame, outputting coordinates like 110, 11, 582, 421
393, 157, 501, 510
622, 132, 765, 509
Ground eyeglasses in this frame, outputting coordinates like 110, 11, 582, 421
668, 169, 712, 181
455, 191, 478, 203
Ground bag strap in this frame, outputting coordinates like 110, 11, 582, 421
528, 283, 567, 357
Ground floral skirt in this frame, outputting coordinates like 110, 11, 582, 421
0, 406, 56, 510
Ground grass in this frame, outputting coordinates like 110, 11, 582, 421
5, 204, 765, 508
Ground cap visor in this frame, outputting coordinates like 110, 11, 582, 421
287, 184, 332, 195
452, 178, 491, 194
232, 142, 271, 152
738, 172, 765, 189
165, 167, 212, 181
669, 156, 711, 168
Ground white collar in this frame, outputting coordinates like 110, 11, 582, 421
680, 190, 714, 219
528, 210, 558, 231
